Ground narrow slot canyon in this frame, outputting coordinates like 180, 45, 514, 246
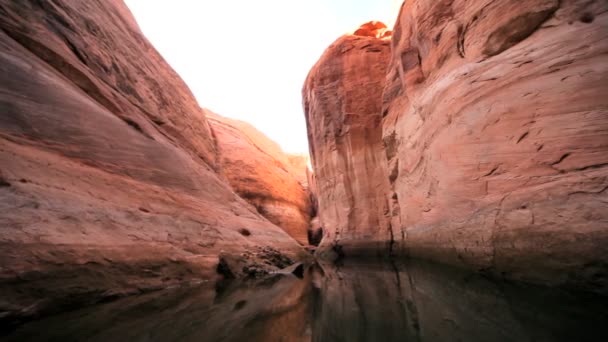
0, 0, 607, 340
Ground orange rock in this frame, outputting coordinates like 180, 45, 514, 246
383, 0, 608, 292
207, 112, 312, 245
305, 0, 608, 292
286, 153, 311, 188
0, 0, 307, 320
303, 30, 393, 257
352, 21, 391, 39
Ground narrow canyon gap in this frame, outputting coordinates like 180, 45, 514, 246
0, 0, 606, 336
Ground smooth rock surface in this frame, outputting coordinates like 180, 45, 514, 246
383, 0, 608, 292
208, 112, 312, 245
0, 0, 307, 321
303, 23, 393, 257
305, 0, 608, 292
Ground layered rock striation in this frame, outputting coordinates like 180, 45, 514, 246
0, 0, 308, 321
304, 1, 608, 291
303, 22, 393, 257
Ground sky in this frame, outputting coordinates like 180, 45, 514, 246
124, 0, 401, 153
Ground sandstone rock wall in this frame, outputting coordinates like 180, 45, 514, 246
286, 153, 310, 188
305, 1, 608, 291
384, 0, 608, 291
207, 112, 312, 245
0, 0, 306, 321
302, 22, 393, 257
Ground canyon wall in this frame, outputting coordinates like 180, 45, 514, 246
0, 0, 308, 321
303, 22, 393, 257
305, 1, 608, 291
207, 111, 312, 245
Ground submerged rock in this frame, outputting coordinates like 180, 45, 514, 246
217, 246, 297, 280
277, 263, 305, 279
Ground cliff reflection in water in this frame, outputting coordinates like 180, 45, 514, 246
6, 260, 608, 342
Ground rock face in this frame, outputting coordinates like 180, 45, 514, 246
305, 1, 608, 291
207, 112, 312, 245
286, 153, 311, 188
0, 0, 307, 321
303, 22, 393, 256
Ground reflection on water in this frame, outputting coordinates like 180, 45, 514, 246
4, 260, 608, 341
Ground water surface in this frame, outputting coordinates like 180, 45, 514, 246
5, 260, 608, 341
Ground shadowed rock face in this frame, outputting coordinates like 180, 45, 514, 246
0, 0, 307, 321
305, 0, 608, 292
207, 111, 312, 245
303, 24, 393, 257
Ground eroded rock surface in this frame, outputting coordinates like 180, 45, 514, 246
207, 112, 312, 245
305, 0, 608, 292
383, 0, 608, 291
0, 0, 307, 322
303, 23, 393, 257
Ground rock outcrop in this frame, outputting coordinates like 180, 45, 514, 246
0, 0, 307, 322
207, 111, 312, 245
352, 20, 392, 39
303, 22, 393, 257
305, 1, 608, 292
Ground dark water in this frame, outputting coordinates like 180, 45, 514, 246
4, 260, 608, 342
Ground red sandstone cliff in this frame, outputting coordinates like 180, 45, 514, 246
207, 111, 312, 245
303, 21, 393, 256
304, 2, 608, 292
0, 0, 307, 320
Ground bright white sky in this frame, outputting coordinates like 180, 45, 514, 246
125, 0, 400, 153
